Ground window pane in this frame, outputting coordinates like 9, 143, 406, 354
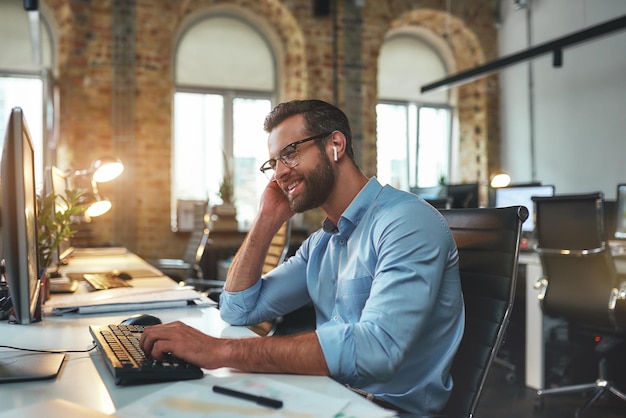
376, 103, 409, 190
0, 76, 44, 190
377, 102, 451, 191
233, 97, 272, 230
417, 107, 451, 186
172, 92, 223, 228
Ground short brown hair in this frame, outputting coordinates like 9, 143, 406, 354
264, 99, 355, 161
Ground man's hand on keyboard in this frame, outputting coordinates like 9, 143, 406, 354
139, 321, 222, 369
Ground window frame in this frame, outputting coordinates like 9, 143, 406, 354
172, 85, 274, 231
376, 99, 453, 190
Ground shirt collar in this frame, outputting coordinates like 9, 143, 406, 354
322, 177, 383, 234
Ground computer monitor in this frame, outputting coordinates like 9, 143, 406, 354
494, 184, 555, 233
446, 183, 480, 209
0, 107, 42, 324
615, 183, 626, 239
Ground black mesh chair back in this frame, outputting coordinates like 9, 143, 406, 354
532, 193, 620, 331
425, 197, 453, 209
439, 206, 528, 418
533, 192, 605, 251
532, 192, 626, 415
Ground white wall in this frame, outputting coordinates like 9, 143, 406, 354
499, 0, 626, 200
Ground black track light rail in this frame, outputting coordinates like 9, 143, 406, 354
421, 14, 626, 93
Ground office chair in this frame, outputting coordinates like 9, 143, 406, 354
148, 201, 211, 282
438, 205, 528, 418
532, 193, 626, 417
425, 196, 453, 209
261, 220, 292, 274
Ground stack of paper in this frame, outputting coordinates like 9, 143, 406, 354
44, 286, 215, 315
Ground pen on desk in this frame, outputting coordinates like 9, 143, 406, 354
212, 385, 283, 409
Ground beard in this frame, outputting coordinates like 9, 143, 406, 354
287, 152, 335, 213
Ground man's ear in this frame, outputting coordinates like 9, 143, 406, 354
329, 131, 345, 162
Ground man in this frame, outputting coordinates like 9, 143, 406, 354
140, 99, 464, 415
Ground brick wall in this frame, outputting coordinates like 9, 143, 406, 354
41, 0, 499, 260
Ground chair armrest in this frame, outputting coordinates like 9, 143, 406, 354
617, 280, 626, 300
534, 277, 548, 301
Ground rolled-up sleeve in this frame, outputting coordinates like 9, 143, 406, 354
219, 250, 312, 326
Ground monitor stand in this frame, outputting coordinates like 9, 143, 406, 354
0, 351, 66, 383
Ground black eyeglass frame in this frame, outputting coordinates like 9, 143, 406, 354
259, 131, 333, 179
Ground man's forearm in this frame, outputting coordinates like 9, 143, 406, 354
221, 332, 330, 376
224, 215, 285, 292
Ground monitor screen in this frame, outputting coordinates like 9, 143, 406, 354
615, 184, 626, 239
1, 107, 41, 324
447, 183, 479, 209
495, 184, 555, 233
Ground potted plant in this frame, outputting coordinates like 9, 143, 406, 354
210, 153, 238, 231
37, 189, 86, 275
218, 172, 234, 206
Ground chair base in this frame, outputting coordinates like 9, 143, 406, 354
493, 355, 517, 383
536, 378, 626, 417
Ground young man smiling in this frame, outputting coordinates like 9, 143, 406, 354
140, 99, 464, 416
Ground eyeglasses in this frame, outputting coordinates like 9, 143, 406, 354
259, 131, 333, 180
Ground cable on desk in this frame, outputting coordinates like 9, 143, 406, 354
0, 344, 97, 354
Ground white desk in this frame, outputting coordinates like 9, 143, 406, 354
0, 249, 391, 417
519, 252, 544, 390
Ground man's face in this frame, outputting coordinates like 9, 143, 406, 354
267, 115, 335, 213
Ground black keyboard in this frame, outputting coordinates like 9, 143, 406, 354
83, 273, 132, 290
89, 324, 203, 385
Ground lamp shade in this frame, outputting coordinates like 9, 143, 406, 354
84, 196, 112, 218
79, 191, 112, 218
490, 172, 511, 188
92, 157, 124, 183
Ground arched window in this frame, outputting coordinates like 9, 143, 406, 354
173, 14, 275, 231
0, 2, 54, 190
377, 34, 452, 191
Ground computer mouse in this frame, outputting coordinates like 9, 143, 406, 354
120, 313, 162, 326
113, 271, 133, 280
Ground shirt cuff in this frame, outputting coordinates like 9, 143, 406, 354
316, 321, 356, 383
219, 280, 263, 325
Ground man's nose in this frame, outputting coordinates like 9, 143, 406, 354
273, 160, 292, 182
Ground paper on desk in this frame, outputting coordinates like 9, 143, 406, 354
114, 377, 394, 418
43, 287, 215, 315
0, 398, 115, 418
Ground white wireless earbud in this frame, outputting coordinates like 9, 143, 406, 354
333, 146, 338, 161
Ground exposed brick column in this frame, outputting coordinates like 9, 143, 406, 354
342, 0, 364, 168
110, 0, 137, 250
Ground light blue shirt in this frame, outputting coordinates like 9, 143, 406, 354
220, 178, 464, 416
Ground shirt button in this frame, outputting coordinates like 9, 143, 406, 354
339, 240, 345, 245
333, 316, 338, 321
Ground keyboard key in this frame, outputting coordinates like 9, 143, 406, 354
83, 273, 132, 290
